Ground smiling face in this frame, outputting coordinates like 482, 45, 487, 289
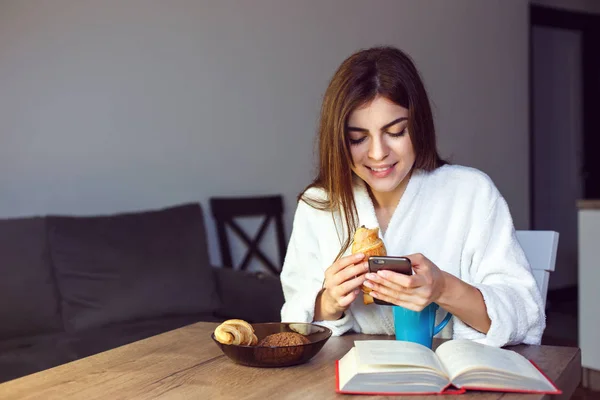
346, 96, 416, 202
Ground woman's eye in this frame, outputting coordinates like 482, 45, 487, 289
387, 128, 407, 138
349, 136, 366, 145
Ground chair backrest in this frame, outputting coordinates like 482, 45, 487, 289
210, 195, 287, 275
515, 230, 559, 308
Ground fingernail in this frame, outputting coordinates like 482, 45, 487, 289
363, 261, 369, 269
356, 253, 364, 259
354, 289, 360, 295
370, 292, 378, 298
363, 281, 373, 288
366, 273, 376, 280
377, 270, 389, 278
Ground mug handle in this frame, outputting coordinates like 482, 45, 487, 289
433, 310, 452, 336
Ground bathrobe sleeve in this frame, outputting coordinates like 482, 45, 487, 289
279, 197, 357, 336
453, 194, 546, 347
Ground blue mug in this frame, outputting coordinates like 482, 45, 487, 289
393, 303, 452, 349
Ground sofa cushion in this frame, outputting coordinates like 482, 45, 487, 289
47, 203, 221, 332
213, 268, 284, 323
0, 334, 77, 384
0, 217, 62, 340
65, 314, 221, 360
0, 315, 221, 384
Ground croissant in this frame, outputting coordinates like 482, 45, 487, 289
352, 226, 387, 305
214, 319, 258, 346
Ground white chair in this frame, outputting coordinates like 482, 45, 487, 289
515, 230, 559, 308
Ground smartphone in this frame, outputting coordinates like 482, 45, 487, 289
367, 256, 412, 306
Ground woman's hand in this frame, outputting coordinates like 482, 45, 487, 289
364, 253, 492, 333
314, 253, 368, 320
363, 253, 446, 311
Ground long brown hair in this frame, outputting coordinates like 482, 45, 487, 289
301, 46, 446, 260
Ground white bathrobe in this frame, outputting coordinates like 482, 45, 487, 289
280, 164, 546, 347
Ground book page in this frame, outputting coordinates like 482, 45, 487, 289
354, 340, 448, 377
435, 340, 549, 383
338, 348, 449, 394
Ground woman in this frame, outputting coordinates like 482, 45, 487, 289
279, 46, 545, 347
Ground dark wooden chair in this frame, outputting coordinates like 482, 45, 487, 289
209, 195, 287, 275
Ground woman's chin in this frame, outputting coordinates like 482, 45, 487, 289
365, 180, 402, 194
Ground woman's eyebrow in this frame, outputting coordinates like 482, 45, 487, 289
381, 117, 407, 130
347, 117, 407, 132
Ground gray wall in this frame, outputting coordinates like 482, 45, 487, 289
0, 0, 529, 267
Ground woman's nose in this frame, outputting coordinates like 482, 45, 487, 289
368, 136, 389, 161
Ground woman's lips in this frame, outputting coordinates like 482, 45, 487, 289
366, 162, 397, 178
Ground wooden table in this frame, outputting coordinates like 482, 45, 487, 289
0, 322, 581, 399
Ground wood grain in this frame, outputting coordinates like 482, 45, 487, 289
0, 323, 581, 399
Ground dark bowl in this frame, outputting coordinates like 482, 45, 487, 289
211, 322, 332, 368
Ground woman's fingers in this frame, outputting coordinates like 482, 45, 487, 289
324, 274, 363, 310
336, 261, 369, 283
337, 274, 367, 297
324, 262, 368, 308
363, 279, 403, 300
325, 256, 367, 289
323, 253, 382, 310
365, 271, 419, 291
370, 290, 427, 311
364, 273, 431, 309
329, 253, 364, 274
337, 287, 361, 308
358, 253, 441, 311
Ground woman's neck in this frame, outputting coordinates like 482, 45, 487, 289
368, 171, 412, 233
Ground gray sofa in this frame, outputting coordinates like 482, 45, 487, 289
0, 203, 284, 383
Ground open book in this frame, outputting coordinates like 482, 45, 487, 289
336, 340, 561, 395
